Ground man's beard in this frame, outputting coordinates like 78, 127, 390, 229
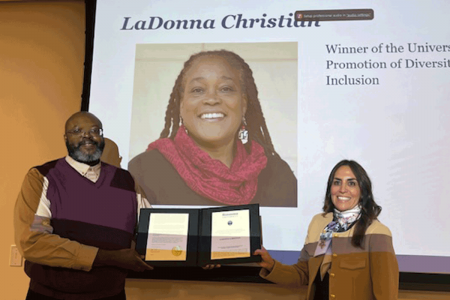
66, 138, 105, 163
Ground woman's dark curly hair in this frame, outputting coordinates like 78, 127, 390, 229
323, 160, 382, 248
159, 49, 277, 156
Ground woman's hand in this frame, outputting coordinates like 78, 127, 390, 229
254, 246, 275, 272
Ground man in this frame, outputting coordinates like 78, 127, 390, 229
14, 112, 153, 300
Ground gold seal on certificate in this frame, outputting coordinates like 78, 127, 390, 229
172, 246, 182, 256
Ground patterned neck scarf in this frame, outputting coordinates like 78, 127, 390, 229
146, 125, 268, 205
320, 205, 362, 242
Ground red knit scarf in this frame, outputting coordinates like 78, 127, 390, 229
146, 126, 268, 205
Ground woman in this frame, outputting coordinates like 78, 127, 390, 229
128, 50, 297, 207
255, 160, 399, 300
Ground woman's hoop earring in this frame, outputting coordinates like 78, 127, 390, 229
238, 117, 248, 144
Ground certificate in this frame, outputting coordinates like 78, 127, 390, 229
146, 213, 189, 261
211, 209, 250, 260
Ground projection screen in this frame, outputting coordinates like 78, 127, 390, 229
87, 0, 450, 275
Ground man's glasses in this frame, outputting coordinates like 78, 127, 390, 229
66, 128, 103, 137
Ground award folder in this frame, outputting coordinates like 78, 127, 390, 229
136, 204, 262, 267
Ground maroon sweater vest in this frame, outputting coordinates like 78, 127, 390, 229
26, 158, 137, 299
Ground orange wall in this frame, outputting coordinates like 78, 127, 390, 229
1, 1, 449, 299
0, 1, 85, 299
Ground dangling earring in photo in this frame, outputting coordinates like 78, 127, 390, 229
180, 116, 188, 134
238, 117, 248, 144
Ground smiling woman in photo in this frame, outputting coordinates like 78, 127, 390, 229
128, 50, 297, 207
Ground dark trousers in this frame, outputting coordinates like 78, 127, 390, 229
25, 289, 126, 300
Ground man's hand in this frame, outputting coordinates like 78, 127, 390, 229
202, 264, 221, 270
94, 249, 153, 272
254, 246, 275, 272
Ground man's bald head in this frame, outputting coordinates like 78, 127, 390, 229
65, 111, 103, 133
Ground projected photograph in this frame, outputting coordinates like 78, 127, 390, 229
127, 42, 298, 207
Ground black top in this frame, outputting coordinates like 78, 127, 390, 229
128, 149, 297, 207
313, 272, 329, 300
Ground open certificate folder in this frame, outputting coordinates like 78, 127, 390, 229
136, 204, 262, 266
